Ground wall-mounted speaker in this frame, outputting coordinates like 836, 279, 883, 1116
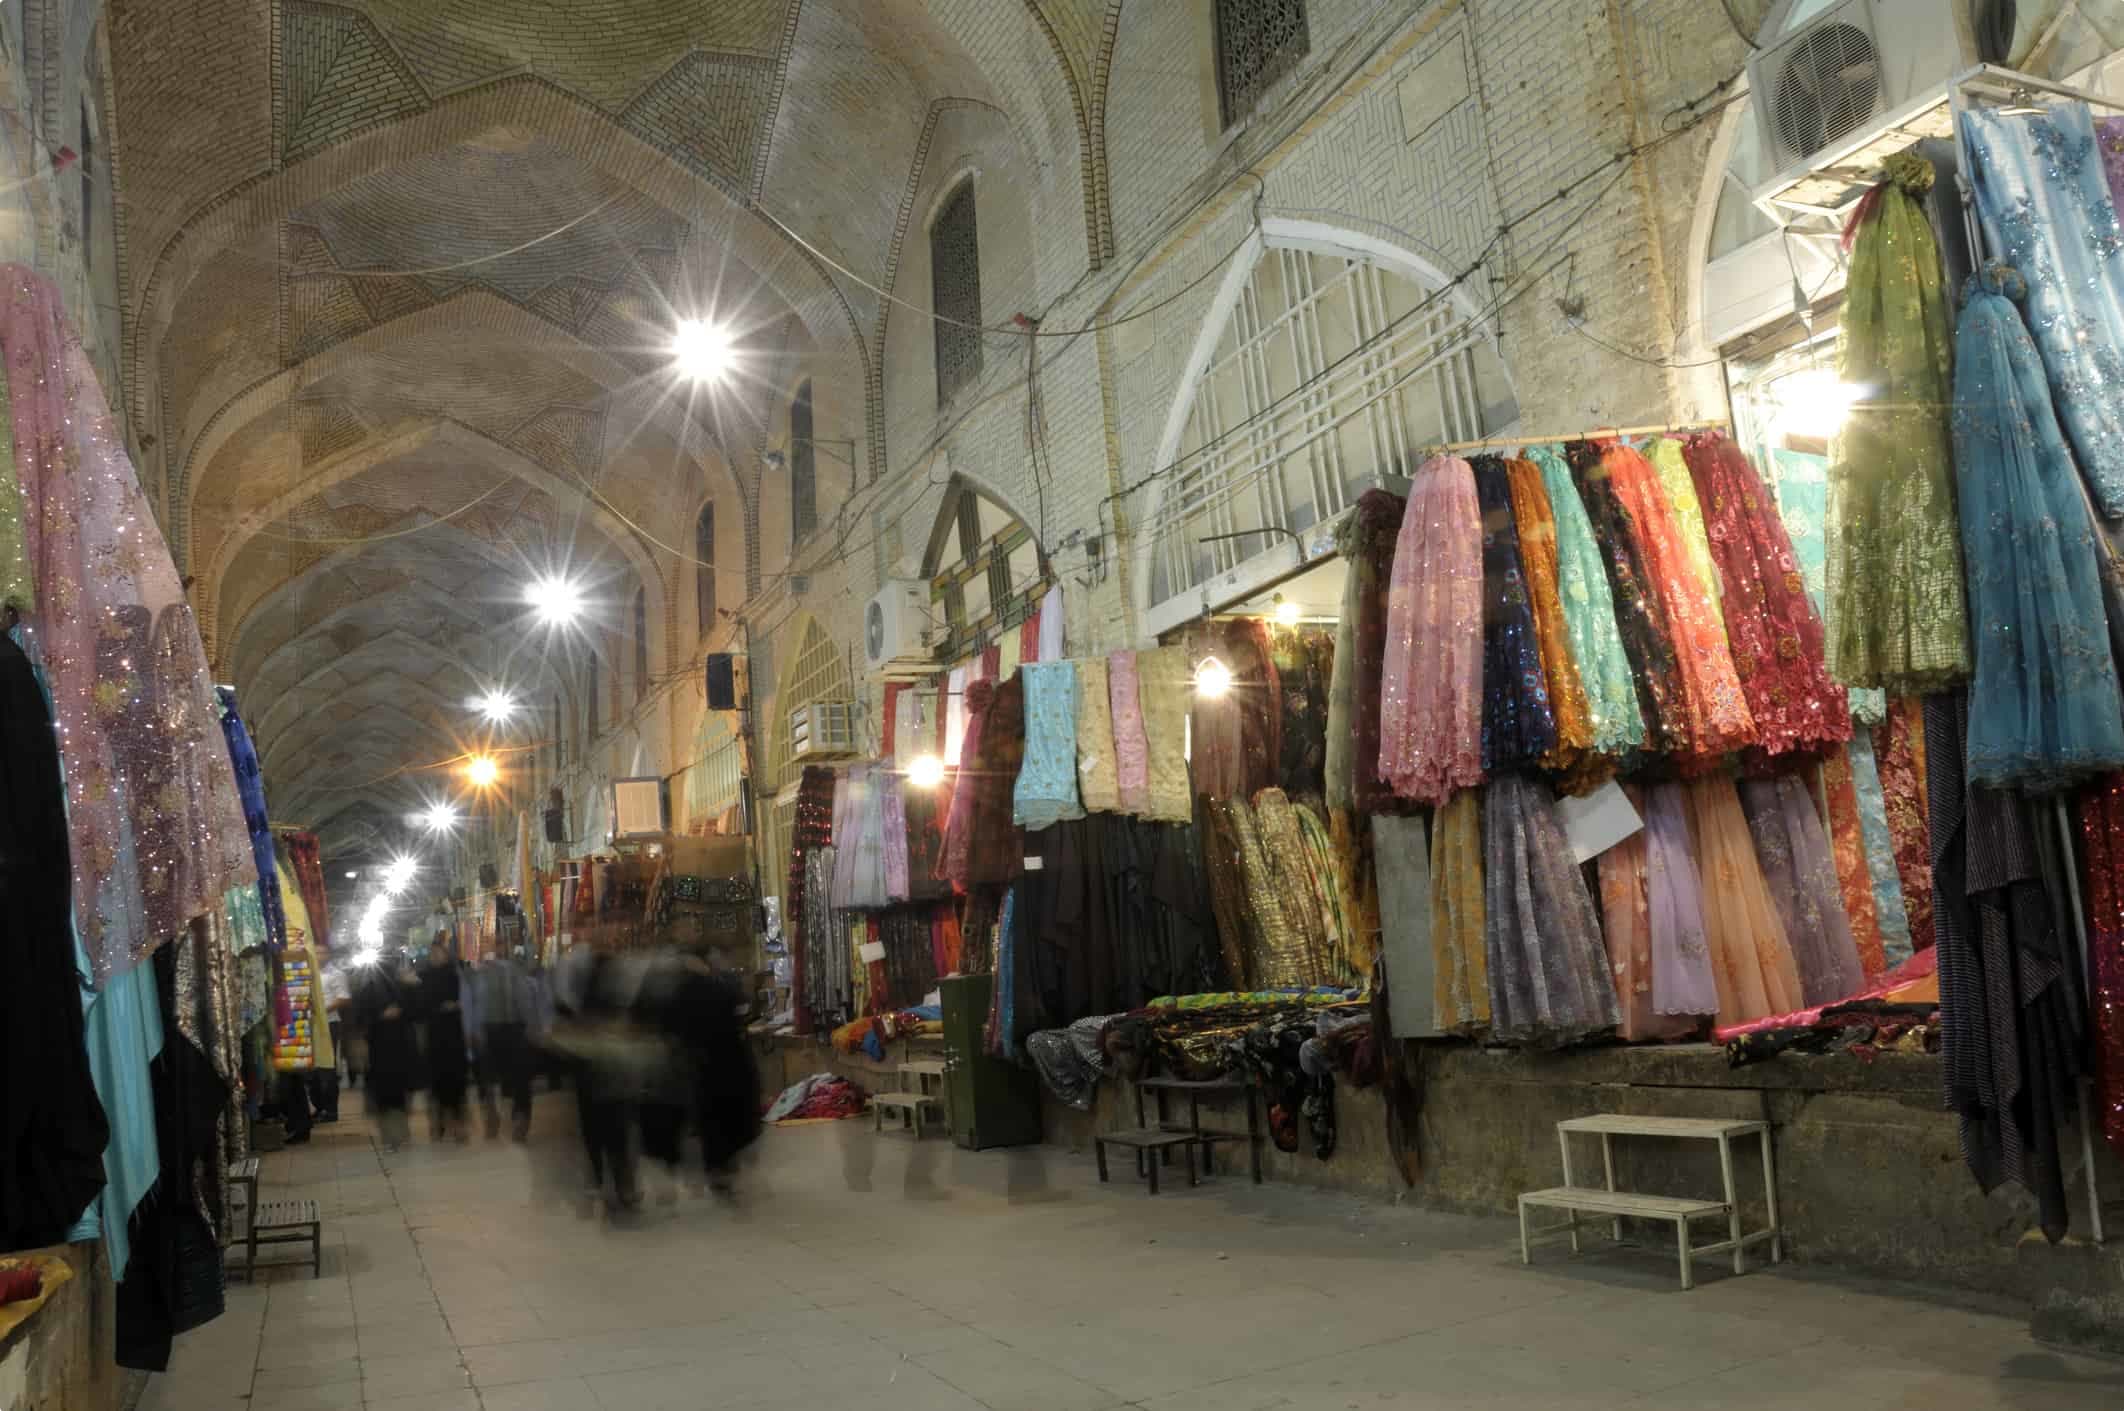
705, 653, 737, 710
478, 862, 499, 890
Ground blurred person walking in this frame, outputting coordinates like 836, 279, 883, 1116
355, 956, 420, 1151
417, 938, 470, 1141
470, 945, 537, 1140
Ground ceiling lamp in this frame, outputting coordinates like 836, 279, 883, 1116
524, 573, 586, 627
463, 754, 501, 789
906, 754, 946, 790
421, 802, 459, 833
1194, 656, 1233, 698
1273, 595, 1301, 627
671, 318, 735, 383
474, 689, 516, 723
380, 855, 419, 897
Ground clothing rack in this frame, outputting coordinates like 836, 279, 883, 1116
1421, 419, 1729, 455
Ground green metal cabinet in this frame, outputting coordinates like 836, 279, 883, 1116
939, 974, 1043, 1150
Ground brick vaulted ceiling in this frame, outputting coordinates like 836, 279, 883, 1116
103, 0, 1114, 849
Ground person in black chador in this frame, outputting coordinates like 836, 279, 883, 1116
354, 957, 420, 1151
417, 938, 470, 1142
635, 947, 762, 1198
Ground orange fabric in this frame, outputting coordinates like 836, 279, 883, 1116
1821, 747, 1889, 977
1504, 457, 1599, 789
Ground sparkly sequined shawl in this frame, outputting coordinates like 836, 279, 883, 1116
0, 266, 251, 979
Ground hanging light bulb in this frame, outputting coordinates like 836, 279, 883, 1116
523, 574, 586, 627
463, 754, 501, 789
421, 802, 459, 833
1194, 656, 1233, 698
1273, 595, 1302, 627
906, 754, 946, 790
474, 689, 516, 723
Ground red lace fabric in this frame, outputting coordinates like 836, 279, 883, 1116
1599, 442, 1756, 763
1379, 455, 1484, 805
1682, 432, 1852, 764
2075, 774, 2124, 1160
1878, 699, 1935, 952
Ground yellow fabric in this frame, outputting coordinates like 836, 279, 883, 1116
1429, 788, 1488, 1034
1646, 437, 1724, 613
1139, 646, 1194, 823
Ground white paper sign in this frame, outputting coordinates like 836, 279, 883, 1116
1554, 779, 1643, 864
858, 940, 887, 964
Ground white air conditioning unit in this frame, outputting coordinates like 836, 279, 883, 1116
1747, 0, 1976, 212
864, 579, 935, 678
789, 700, 859, 762
612, 777, 667, 838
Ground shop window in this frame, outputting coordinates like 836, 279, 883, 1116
790, 379, 817, 544
632, 588, 648, 706
922, 478, 1044, 663
1149, 246, 1516, 616
1214, 0, 1309, 129
694, 502, 716, 638
930, 181, 983, 405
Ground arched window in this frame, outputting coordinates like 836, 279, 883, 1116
1213, 0, 1310, 129
695, 503, 717, 638
930, 181, 982, 405
923, 478, 1044, 663
791, 379, 817, 544
552, 694, 563, 773
632, 588, 648, 706
586, 651, 599, 742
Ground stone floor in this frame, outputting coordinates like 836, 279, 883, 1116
136, 1086, 2124, 1411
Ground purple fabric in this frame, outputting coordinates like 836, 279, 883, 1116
1641, 782, 1720, 1016
881, 769, 910, 903
1739, 774, 1867, 1006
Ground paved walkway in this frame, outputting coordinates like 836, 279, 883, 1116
140, 1087, 2124, 1411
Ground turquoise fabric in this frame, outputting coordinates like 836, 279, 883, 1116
65, 958, 165, 1278
1528, 446, 1644, 756
1012, 661, 1086, 829
1949, 262, 2124, 790
1768, 448, 1887, 725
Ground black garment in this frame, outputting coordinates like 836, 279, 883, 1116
635, 955, 761, 1178
354, 968, 419, 1113
274, 1070, 313, 1144
417, 964, 469, 1115
1929, 692, 2083, 1242
116, 943, 230, 1371
309, 1019, 342, 1119
0, 633, 109, 1251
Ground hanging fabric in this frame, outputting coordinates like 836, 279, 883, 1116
1764, 447, 1888, 724
1879, 699, 1937, 953
1471, 455, 1557, 775
0, 363, 32, 615
1503, 456, 1596, 787
1480, 773, 1621, 1045
1326, 489, 1406, 812
1107, 649, 1151, 814
1379, 455, 1483, 804
1963, 104, 2124, 518
2074, 773, 2124, 1161
1682, 432, 1852, 763
1681, 775, 1804, 1026
1738, 775, 1866, 1006
1639, 781, 1721, 1023
0, 265, 252, 980
1429, 788, 1488, 1034
1014, 660, 1086, 829
1820, 745, 1890, 978
1826, 153, 1970, 692
1570, 440, 1689, 755
1074, 655, 1120, 814
218, 688, 285, 950
1528, 446, 1644, 764
1138, 645, 1194, 824
1950, 262, 2124, 791
1270, 626, 1331, 798
1645, 437, 1724, 611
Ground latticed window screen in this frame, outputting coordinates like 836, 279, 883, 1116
632, 589, 648, 706
790, 379, 817, 544
930, 182, 983, 405
1214, 0, 1310, 128
927, 484, 1044, 662
1150, 248, 1517, 610
694, 503, 716, 637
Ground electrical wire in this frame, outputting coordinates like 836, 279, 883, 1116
241, 479, 512, 545
284, 195, 627, 279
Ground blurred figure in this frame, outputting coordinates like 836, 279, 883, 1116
356, 956, 419, 1152
417, 938, 470, 1142
636, 946, 762, 1200
551, 939, 645, 1211
470, 945, 537, 1141
312, 963, 350, 1122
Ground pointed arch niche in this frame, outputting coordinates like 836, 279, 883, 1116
755, 613, 850, 910
922, 475, 1047, 665
1134, 219, 1518, 640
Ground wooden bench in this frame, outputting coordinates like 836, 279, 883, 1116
1093, 1129, 1202, 1194
1136, 1075, 1263, 1184
1517, 1114, 1781, 1291
240, 1198, 323, 1281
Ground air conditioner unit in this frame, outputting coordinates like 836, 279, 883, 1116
789, 700, 859, 762
1747, 0, 1976, 213
612, 777, 668, 838
864, 578, 935, 678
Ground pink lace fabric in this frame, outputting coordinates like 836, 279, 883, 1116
1378, 455, 1483, 805
2, 264, 252, 979
1108, 649, 1151, 813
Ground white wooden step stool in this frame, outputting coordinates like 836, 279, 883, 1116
1518, 1114, 1781, 1290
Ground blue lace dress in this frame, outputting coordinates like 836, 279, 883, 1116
1961, 103, 2124, 518
1951, 262, 2124, 791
